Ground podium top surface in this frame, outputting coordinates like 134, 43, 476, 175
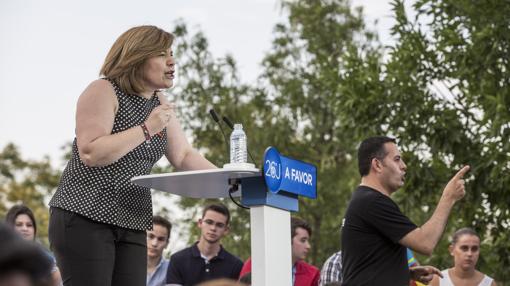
131, 167, 261, 198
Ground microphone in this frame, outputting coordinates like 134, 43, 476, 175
209, 109, 230, 159
222, 115, 256, 166
222, 116, 234, 130
209, 108, 220, 123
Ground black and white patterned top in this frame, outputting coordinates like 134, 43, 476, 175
49, 78, 167, 231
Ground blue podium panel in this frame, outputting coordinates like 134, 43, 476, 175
241, 176, 299, 212
263, 147, 317, 199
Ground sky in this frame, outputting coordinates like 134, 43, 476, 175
0, 0, 397, 163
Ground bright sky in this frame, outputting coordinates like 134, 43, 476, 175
0, 0, 396, 163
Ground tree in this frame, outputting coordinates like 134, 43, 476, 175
152, 0, 510, 279
384, 0, 510, 281
255, 0, 384, 264
0, 143, 62, 245
169, 0, 383, 265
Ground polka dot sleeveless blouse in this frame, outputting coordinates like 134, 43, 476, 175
49, 79, 167, 230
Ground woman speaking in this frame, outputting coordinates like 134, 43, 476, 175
48, 25, 215, 286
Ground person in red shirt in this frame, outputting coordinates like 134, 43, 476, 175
239, 217, 320, 286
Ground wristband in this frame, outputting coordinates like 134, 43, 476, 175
140, 123, 151, 143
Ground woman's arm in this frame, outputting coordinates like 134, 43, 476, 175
76, 80, 169, 167
158, 93, 216, 171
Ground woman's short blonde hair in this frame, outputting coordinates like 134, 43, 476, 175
100, 25, 174, 95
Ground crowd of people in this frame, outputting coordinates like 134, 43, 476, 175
1, 200, 496, 286
0, 25, 499, 286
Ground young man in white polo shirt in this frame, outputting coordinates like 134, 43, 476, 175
147, 215, 172, 286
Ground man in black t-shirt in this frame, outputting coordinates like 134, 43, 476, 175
341, 136, 470, 286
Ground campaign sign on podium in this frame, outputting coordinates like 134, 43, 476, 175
263, 146, 317, 199
241, 147, 317, 213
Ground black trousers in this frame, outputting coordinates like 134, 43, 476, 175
49, 207, 147, 286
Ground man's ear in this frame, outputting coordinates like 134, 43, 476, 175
198, 218, 203, 228
371, 157, 383, 173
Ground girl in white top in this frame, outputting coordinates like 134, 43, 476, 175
430, 228, 496, 286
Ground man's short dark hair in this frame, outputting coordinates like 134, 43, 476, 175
152, 215, 172, 241
357, 136, 397, 177
202, 203, 230, 225
291, 217, 312, 239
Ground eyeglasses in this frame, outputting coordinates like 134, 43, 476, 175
203, 219, 226, 229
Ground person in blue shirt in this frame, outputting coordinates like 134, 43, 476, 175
147, 215, 172, 286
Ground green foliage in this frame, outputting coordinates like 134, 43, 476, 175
168, 0, 509, 281
0, 143, 62, 245
386, 0, 510, 282
256, 0, 383, 264
169, 0, 383, 265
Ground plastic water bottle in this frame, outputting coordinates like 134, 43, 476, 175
230, 124, 247, 164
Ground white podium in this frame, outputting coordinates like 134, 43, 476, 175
132, 167, 293, 286
131, 167, 260, 198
